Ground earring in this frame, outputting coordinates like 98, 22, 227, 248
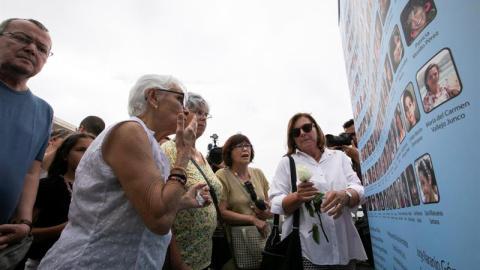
154, 105, 158, 109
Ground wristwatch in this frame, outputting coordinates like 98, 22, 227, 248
345, 190, 353, 206
11, 219, 32, 233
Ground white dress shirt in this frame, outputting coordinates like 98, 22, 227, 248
269, 148, 367, 265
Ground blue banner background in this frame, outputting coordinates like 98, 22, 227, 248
339, 0, 479, 269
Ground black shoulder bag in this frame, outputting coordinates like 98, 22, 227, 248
190, 158, 232, 270
260, 155, 303, 270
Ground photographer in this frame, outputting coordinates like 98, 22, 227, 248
341, 119, 374, 267
342, 119, 361, 179
325, 119, 361, 180
206, 134, 225, 173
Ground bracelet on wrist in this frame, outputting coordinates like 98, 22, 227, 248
11, 219, 33, 232
170, 166, 187, 176
169, 173, 187, 181
167, 175, 187, 187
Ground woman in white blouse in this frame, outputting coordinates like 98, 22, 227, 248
269, 113, 367, 269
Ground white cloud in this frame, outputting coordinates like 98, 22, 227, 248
2, 0, 354, 180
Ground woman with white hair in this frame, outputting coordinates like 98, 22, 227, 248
39, 74, 212, 269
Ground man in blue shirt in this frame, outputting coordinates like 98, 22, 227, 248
0, 18, 53, 250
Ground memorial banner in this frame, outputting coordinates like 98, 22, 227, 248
338, 0, 479, 269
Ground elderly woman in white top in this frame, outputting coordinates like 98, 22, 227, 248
269, 113, 367, 269
38, 74, 211, 270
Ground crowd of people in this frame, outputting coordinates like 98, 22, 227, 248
0, 18, 370, 270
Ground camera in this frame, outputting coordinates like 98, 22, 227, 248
207, 133, 223, 165
244, 181, 267, 210
325, 132, 352, 147
254, 199, 267, 211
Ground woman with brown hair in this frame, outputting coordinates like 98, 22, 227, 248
215, 134, 273, 269
269, 113, 366, 269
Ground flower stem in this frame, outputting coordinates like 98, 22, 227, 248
316, 211, 329, 243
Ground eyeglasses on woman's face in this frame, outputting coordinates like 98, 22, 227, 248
234, 143, 252, 151
147, 88, 186, 107
190, 109, 212, 119
290, 123, 315, 138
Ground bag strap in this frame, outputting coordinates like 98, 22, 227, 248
273, 155, 300, 229
225, 167, 258, 207
190, 157, 226, 225
287, 155, 300, 229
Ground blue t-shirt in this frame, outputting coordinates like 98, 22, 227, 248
0, 81, 53, 224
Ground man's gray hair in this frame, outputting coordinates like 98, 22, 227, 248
128, 74, 186, 117
0, 18, 49, 33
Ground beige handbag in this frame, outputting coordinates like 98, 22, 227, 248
226, 168, 271, 269
230, 225, 266, 270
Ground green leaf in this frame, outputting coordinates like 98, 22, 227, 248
313, 194, 324, 213
314, 193, 324, 202
305, 202, 314, 217
312, 224, 320, 244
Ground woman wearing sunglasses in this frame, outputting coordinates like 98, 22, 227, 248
269, 113, 367, 269
215, 134, 273, 269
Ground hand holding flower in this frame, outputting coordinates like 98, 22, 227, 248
296, 165, 329, 244
296, 181, 318, 202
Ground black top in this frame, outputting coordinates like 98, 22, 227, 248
27, 175, 71, 260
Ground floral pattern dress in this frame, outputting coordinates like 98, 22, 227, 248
422, 86, 450, 113
162, 140, 223, 270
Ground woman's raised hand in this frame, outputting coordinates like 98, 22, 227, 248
174, 113, 197, 167
175, 113, 197, 152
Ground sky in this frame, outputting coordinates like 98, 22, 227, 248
1, 0, 354, 181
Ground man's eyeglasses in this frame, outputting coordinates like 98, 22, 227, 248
191, 109, 212, 119
234, 143, 252, 151
0, 32, 53, 58
290, 123, 315, 138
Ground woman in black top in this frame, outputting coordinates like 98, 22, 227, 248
24, 133, 95, 269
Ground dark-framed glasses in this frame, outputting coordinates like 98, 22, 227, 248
191, 109, 212, 119
234, 143, 252, 151
0, 32, 53, 57
290, 123, 315, 138
149, 88, 186, 107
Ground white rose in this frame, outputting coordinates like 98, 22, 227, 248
297, 165, 313, 182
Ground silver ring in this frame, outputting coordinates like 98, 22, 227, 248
337, 203, 343, 208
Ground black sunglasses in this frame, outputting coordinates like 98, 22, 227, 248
290, 123, 315, 138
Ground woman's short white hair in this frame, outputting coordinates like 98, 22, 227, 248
128, 74, 187, 117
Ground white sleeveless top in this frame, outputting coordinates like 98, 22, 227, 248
39, 117, 172, 270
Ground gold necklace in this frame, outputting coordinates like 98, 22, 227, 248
231, 167, 251, 181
